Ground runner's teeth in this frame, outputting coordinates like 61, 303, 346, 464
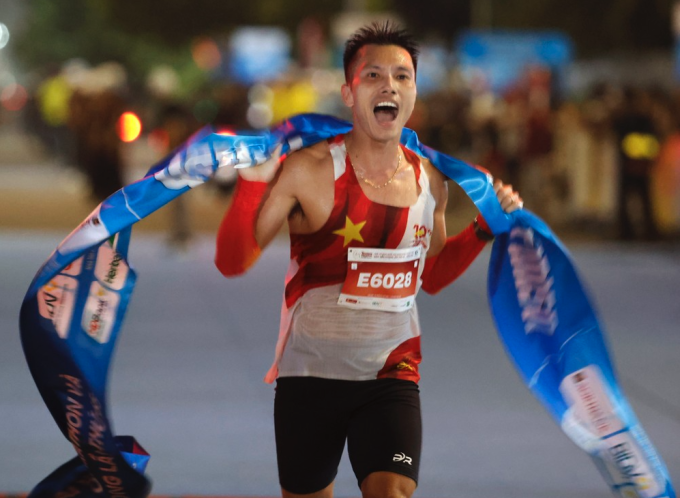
375, 102, 397, 108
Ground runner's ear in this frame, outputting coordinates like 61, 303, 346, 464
341, 83, 354, 108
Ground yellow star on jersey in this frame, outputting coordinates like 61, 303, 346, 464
333, 216, 366, 247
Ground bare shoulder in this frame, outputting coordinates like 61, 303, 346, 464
281, 140, 331, 173
420, 156, 448, 204
275, 140, 334, 207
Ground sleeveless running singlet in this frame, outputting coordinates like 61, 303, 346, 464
264, 135, 436, 383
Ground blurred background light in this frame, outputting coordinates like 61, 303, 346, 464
415, 45, 449, 96
36, 73, 72, 126
457, 31, 573, 93
246, 83, 274, 128
146, 65, 180, 98
117, 112, 142, 142
1, 82, 27, 111
310, 69, 340, 95
246, 102, 274, 129
248, 84, 274, 106
191, 37, 222, 71
270, 78, 317, 124
622, 133, 661, 160
0, 69, 16, 87
228, 27, 291, 85
0, 23, 10, 49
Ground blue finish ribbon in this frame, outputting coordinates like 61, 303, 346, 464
20, 114, 674, 497
487, 210, 675, 498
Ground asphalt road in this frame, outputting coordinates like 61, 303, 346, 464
1, 229, 679, 498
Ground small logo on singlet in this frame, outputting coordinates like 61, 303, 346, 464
413, 224, 431, 248
393, 452, 412, 465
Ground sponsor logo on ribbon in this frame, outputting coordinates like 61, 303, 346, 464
38, 275, 77, 339
508, 227, 558, 335
82, 282, 119, 344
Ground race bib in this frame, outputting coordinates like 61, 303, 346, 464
338, 246, 421, 312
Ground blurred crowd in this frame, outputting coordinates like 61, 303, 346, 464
415, 70, 680, 241
6, 59, 680, 242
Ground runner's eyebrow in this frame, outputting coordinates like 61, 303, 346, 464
363, 64, 413, 73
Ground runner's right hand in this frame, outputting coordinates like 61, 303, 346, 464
237, 145, 282, 183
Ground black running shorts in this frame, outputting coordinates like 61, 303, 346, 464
274, 376, 422, 494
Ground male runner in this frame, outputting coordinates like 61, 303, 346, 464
215, 22, 522, 498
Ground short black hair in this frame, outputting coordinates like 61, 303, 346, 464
343, 21, 419, 82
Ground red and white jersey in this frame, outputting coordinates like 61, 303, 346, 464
264, 135, 436, 383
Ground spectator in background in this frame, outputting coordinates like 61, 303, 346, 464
495, 88, 525, 198
210, 83, 250, 196
518, 67, 554, 219
155, 102, 200, 251
476, 119, 508, 181
418, 87, 471, 157
30, 65, 74, 163
574, 83, 619, 230
612, 87, 660, 240
650, 91, 680, 236
68, 63, 127, 203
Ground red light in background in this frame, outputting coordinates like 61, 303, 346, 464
216, 128, 236, 136
1, 83, 28, 111
117, 112, 142, 142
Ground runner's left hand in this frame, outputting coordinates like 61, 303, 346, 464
494, 180, 523, 213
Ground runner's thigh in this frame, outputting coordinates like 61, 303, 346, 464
274, 377, 349, 494
346, 379, 422, 488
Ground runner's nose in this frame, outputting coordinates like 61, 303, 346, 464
381, 75, 397, 94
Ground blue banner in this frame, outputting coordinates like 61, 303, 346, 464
488, 211, 675, 498
20, 114, 674, 497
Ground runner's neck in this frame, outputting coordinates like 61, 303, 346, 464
345, 131, 402, 175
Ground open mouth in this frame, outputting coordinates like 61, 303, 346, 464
373, 101, 399, 123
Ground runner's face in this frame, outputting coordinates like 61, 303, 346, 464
342, 44, 417, 143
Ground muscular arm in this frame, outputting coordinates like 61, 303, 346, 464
215, 144, 328, 276
419, 164, 490, 295
420, 220, 490, 295
214, 177, 268, 276
214, 151, 299, 276
419, 163, 522, 294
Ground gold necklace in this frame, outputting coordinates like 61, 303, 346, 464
350, 149, 402, 189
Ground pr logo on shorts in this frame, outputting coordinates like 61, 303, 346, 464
393, 452, 412, 465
